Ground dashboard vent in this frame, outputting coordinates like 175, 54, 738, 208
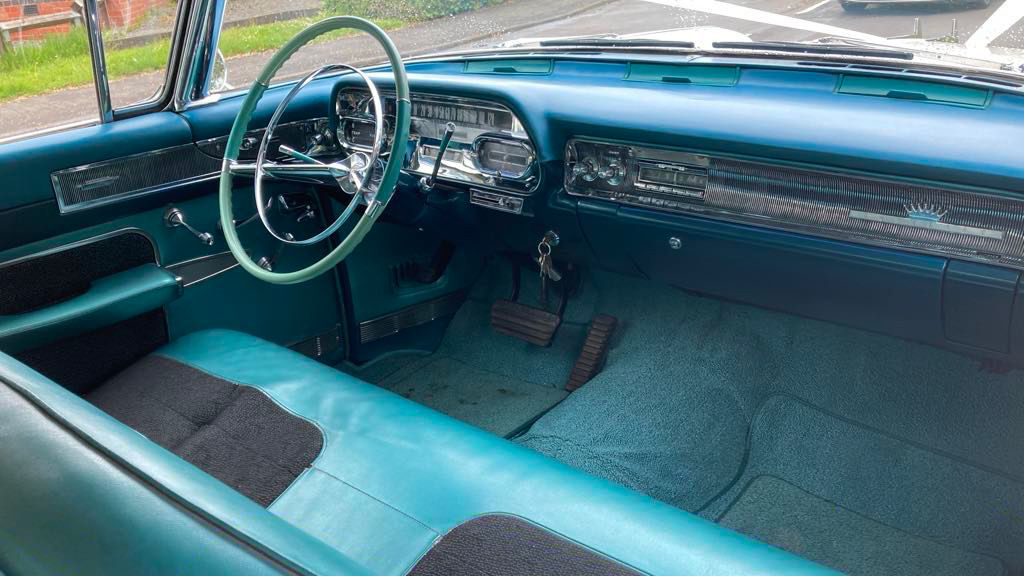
625, 63, 738, 86
463, 59, 553, 75
51, 144, 220, 213
837, 75, 990, 108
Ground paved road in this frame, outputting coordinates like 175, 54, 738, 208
2, 0, 1022, 140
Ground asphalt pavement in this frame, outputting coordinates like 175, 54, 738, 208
2, 0, 1022, 140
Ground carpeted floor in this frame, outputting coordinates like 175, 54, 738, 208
340, 262, 582, 437
351, 261, 1024, 574
511, 268, 1024, 575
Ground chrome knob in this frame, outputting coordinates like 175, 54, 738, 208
668, 237, 682, 250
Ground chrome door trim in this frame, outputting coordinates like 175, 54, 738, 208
83, 0, 112, 123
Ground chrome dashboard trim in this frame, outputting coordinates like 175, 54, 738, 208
52, 118, 331, 214
566, 137, 1024, 269
848, 210, 1005, 240
336, 89, 539, 194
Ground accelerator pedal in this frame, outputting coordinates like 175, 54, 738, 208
566, 314, 618, 391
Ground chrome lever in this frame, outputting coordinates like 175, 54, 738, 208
165, 207, 214, 246
419, 122, 456, 193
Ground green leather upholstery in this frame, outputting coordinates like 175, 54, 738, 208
159, 329, 839, 576
0, 264, 180, 354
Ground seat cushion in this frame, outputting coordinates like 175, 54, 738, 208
87, 354, 323, 507
157, 329, 837, 576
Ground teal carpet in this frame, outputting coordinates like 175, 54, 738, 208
512, 268, 1024, 575
718, 476, 1005, 576
340, 262, 580, 437
347, 261, 1024, 573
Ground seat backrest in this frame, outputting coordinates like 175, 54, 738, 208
0, 352, 368, 576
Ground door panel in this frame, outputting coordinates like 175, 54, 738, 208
0, 103, 346, 389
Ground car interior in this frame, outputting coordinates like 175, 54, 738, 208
2, 6, 1024, 576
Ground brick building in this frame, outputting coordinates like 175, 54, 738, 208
0, 0, 162, 43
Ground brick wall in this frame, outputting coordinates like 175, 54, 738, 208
104, 0, 162, 28
0, 0, 74, 42
0, 0, 163, 43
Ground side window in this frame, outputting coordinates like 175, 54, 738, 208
0, 0, 183, 142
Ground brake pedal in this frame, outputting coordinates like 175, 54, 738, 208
491, 299, 562, 347
491, 234, 570, 347
566, 314, 618, 391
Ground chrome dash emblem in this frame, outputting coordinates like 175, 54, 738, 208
850, 203, 1004, 241
904, 203, 948, 222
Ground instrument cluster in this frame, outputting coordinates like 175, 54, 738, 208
334, 89, 538, 196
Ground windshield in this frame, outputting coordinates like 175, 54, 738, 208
204, 0, 1024, 93
2, 0, 1022, 142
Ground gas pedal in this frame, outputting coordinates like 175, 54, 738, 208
491, 299, 562, 347
566, 314, 618, 391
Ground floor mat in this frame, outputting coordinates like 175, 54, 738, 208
719, 476, 1005, 576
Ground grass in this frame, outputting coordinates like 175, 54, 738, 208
0, 14, 405, 103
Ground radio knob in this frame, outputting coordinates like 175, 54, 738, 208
575, 157, 598, 182
600, 160, 625, 186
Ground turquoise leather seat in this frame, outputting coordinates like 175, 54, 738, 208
0, 329, 837, 575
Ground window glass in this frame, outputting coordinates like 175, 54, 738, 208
203, 0, 1024, 101
0, 0, 180, 142
100, 0, 181, 109
208, 0, 508, 95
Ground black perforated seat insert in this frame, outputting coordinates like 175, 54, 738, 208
86, 355, 323, 507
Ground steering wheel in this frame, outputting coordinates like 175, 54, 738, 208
218, 16, 410, 284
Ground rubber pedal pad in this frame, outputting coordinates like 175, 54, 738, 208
566, 314, 618, 391
491, 299, 562, 347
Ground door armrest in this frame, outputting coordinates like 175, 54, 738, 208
0, 264, 180, 353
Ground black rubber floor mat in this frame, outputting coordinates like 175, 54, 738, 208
719, 475, 1005, 576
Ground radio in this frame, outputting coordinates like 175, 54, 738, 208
564, 138, 709, 209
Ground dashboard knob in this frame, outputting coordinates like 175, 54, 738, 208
600, 160, 625, 185
579, 157, 599, 182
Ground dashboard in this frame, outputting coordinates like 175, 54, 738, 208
308, 56, 1024, 361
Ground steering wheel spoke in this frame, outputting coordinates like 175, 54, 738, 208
218, 16, 410, 284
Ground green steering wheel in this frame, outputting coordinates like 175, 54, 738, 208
219, 16, 411, 284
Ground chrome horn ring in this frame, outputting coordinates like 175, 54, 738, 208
253, 63, 385, 246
